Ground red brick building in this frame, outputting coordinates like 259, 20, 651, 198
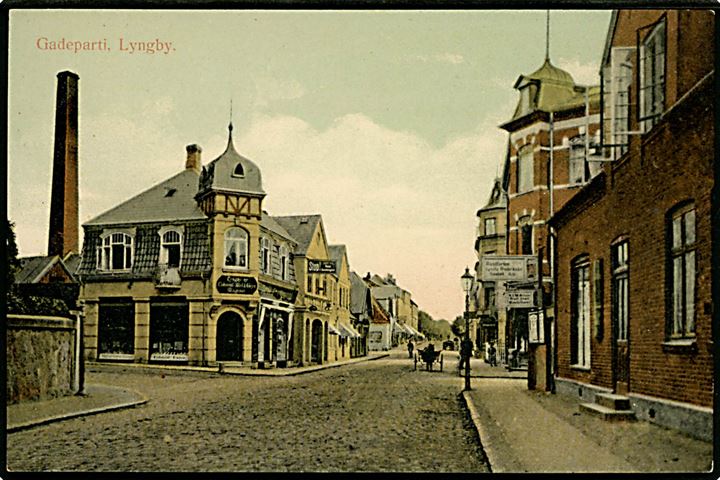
549, 9, 714, 441
498, 53, 602, 387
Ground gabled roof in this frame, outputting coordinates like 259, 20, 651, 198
328, 245, 347, 271
262, 212, 296, 244
370, 296, 391, 324
16, 255, 75, 283
63, 252, 82, 276
273, 215, 323, 255
85, 168, 206, 226
350, 271, 371, 315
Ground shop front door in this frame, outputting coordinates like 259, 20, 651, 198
217, 312, 242, 362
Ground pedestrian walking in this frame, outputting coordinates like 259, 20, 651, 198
488, 342, 497, 367
407, 340, 415, 358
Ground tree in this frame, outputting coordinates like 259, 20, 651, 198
451, 315, 466, 338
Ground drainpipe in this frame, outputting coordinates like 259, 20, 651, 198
71, 308, 85, 396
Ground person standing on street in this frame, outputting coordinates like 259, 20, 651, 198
488, 342, 497, 367
407, 340, 415, 358
459, 337, 473, 374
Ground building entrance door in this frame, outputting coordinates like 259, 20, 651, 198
612, 241, 630, 394
311, 319, 323, 363
217, 312, 242, 362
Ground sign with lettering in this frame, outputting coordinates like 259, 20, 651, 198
307, 259, 336, 274
506, 289, 536, 308
216, 275, 258, 295
528, 309, 545, 344
481, 256, 537, 282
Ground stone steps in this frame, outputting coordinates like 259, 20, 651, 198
579, 393, 636, 421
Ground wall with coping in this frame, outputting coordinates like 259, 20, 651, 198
6, 314, 78, 403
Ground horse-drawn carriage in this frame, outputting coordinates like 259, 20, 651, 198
413, 345, 443, 372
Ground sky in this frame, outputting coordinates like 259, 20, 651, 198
8, 9, 612, 321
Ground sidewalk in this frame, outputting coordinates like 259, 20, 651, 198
7, 352, 388, 432
461, 373, 714, 473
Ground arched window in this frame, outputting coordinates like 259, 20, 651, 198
224, 227, 249, 269
233, 163, 245, 177
517, 145, 534, 194
160, 230, 182, 268
98, 232, 134, 271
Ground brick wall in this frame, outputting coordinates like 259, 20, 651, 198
553, 74, 714, 407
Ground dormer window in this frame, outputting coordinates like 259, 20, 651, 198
517, 83, 537, 117
160, 229, 182, 268
97, 231, 134, 271
232, 163, 245, 178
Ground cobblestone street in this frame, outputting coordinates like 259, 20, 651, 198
7, 352, 488, 472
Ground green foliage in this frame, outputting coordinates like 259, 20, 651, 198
418, 310, 453, 340
5, 220, 22, 286
451, 315, 466, 337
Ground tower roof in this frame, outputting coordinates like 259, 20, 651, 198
524, 58, 575, 86
198, 123, 265, 197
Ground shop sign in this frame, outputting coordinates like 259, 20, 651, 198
307, 259, 336, 274
528, 309, 545, 344
217, 275, 258, 294
481, 256, 537, 282
150, 352, 189, 361
506, 289, 536, 308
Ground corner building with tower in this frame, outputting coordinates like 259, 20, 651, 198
77, 124, 340, 368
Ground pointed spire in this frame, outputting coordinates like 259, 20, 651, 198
545, 10, 551, 62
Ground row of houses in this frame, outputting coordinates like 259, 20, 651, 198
67, 118, 423, 368
469, 9, 714, 440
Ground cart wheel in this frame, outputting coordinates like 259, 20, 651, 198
440, 355, 443, 372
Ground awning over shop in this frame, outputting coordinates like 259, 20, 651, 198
393, 323, 411, 335
405, 324, 421, 337
328, 324, 341, 335
338, 322, 362, 338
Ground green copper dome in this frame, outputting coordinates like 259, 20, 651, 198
526, 58, 575, 86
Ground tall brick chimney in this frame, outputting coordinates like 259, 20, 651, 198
47, 71, 79, 257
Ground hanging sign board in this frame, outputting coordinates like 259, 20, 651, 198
481, 256, 537, 282
506, 289, 536, 308
216, 275, 258, 294
528, 309, 545, 344
308, 260, 336, 274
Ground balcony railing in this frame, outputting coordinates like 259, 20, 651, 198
155, 264, 181, 289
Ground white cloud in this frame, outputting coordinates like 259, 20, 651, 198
238, 112, 505, 319
253, 77, 306, 107
557, 57, 601, 86
407, 53, 465, 65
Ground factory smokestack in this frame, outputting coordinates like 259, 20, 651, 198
47, 70, 79, 257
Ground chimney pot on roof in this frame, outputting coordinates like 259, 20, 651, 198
185, 144, 202, 173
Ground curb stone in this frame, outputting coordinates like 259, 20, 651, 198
461, 390, 499, 473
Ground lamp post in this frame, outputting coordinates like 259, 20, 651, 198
461, 266, 474, 391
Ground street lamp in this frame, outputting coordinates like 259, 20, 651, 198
461, 266, 474, 391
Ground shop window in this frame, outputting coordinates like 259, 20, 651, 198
571, 256, 591, 368
639, 19, 666, 130
224, 227, 248, 269
668, 204, 696, 339
149, 301, 189, 361
98, 232, 134, 271
160, 229, 182, 268
517, 145, 534, 194
97, 300, 135, 360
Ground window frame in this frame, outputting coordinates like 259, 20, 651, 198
159, 227, 183, 269
516, 145, 534, 194
667, 204, 696, 340
260, 237, 271, 274
568, 136, 587, 185
97, 230, 135, 272
611, 239, 629, 342
224, 227, 249, 270
637, 17, 667, 131
601, 46, 635, 161
484, 217, 497, 236
570, 256, 592, 369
